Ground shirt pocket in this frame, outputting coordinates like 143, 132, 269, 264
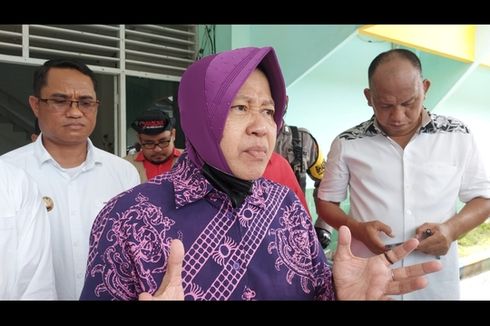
412, 162, 460, 200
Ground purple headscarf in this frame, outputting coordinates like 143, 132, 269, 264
178, 46, 287, 175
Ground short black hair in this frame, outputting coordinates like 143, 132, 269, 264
368, 49, 422, 85
33, 58, 97, 97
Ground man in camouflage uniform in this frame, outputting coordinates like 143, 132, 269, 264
274, 124, 333, 250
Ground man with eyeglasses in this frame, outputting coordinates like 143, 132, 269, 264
125, 108, 182, 182
1, 58, 140, 300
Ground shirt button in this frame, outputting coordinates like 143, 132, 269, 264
233, 261, 240, 270
406, 209, 412, 215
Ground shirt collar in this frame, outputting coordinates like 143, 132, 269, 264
135, 150, 146, 162
419, 109, 435, 133
85, 140, 100, 169
372, 108, 431, 136
33, 135, 99, 170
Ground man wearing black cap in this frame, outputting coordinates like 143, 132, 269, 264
125, 109, 182, 182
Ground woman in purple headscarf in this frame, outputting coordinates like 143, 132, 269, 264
80, 47, 441, 300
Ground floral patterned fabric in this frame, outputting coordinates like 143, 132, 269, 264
80, 154, 334, 300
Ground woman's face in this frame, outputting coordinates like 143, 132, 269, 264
220, 69, 277, 180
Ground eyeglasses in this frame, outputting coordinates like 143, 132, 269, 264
38, 98, 100, 112
140, 139, 171, 150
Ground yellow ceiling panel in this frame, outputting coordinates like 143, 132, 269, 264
359, 25, 475, 63
481, 58, 490, 67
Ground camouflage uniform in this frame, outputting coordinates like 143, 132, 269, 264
274, 125, 333, 249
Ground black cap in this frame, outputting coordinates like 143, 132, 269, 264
131, 109, 174, 135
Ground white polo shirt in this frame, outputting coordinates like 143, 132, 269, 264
2, 137, 140, 300
0, 159, 56, 299
318, 110, 490, 300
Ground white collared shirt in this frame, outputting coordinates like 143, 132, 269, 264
318, 111, 490, 300
0, 159, 56, 300
2, 137, 140, 300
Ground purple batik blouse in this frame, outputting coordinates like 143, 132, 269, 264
80, 154, 335, 300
